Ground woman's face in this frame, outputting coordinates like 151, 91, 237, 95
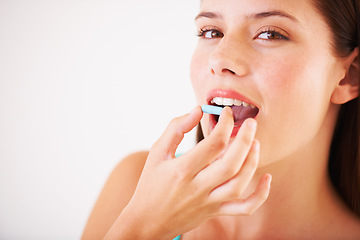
191, 0, 346, 166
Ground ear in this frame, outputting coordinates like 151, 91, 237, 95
331, 47, 360, 104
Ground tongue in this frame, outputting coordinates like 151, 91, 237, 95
231, 105, 259, 125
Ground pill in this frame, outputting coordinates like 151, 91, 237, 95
201, 105, 223, 115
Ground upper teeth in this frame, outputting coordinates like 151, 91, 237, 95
211, 97, 255, 108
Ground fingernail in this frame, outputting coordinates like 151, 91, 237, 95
222, 106, 232, 114
246, 118, 257, 129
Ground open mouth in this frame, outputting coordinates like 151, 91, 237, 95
209, 97, 259, 126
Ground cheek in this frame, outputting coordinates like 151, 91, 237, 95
262, 56, 302, 92
256, 54, 336, 164
260, 54, 325, 112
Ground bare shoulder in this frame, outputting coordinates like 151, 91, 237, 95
81, 151, 149, 240
110, 151, 149, 181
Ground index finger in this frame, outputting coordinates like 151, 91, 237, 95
150, 106, 203, 161
178, 107, 235, 176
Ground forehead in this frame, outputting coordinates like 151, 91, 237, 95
199, 0, 320, 24
198, 0, 332, 42
200, 0, 311, 10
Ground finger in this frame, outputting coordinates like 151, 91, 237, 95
217, 174, 272, 216
223, 118, 257, 167
150, 106, 203, 160
179, 107, 234, 175
209, 140, 260, 201
194, 118, 257, 190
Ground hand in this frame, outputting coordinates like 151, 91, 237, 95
106, 106, 271, 240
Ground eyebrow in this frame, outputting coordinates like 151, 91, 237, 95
195, 10, 299, 24
251, 11, 299, 23
195, 11, 221, 21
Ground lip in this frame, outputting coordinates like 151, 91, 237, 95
206, 88, 259, 137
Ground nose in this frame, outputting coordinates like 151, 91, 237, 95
208, 37, 250, 77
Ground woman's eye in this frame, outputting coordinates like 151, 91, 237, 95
198, 29, 224, 39
256, 30, 289, 41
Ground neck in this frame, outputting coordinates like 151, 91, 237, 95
230, 142, 334, 236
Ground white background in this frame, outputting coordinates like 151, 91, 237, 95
0, 1, 199, 239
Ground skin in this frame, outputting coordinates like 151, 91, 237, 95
194, 0, 348, 168
82, 0, 360, 239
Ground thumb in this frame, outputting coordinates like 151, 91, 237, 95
149, 106, 203, 161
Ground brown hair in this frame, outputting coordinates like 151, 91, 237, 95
196, 0, 360, 216
312, 0, 360, 216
